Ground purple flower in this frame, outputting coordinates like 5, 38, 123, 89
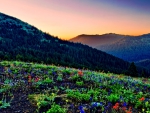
79, 105, 85, 113
69, 104, 74, 109
79, 105, 83, 110
123, 102, 127, 107
80, 109, 85, 113
89, 96, 93, 101
8, 68, 11, 73
144, 98, 149, 102
107, 102, 112, 106
100, 86, 103, 89
100, 102, 103, 105
91, 102, 97, 108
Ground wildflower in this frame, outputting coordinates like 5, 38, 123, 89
79, 106, 85, 113
78, 70, 83, 77
107, 102, 112, 107
115, 103, 119, 106
28, 75, 32, 84
89, 96, 93, 101
79, 105, 83, 110
123, 102, 127, 107
35, 77, 39, 82
80, 109, 85, 113
139, 97, 145, 101
93, 102, 97, 107
51, 93, 55, 96
28, 75, 31, 78
126, 111, 132, 113
113, 105, 118, 110
142, 108, 145, 112
69, 104, 74, 109
122, 106, 126, 111
100, 86, 103, 89
100, 102, 103, 106
66, 99, 68, 103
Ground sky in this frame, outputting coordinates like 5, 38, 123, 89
0, 0, 150, 40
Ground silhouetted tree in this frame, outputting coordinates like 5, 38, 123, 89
128, 62, 138, 77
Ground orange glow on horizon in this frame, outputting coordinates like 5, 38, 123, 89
0, 0, 150, 40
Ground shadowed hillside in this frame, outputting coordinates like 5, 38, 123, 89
70, 33, 150, 70
0, 12, 132, 75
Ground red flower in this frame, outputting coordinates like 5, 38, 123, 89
122, 106, 126, 111
129, 106, 132, 111
113, 105, 119, 110
139, 97, 145, 101
78, 71, 83, 77
35, 77, 39, 82
126, 111, 132, 113
115, 103, 119, 106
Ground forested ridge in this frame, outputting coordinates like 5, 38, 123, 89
0, 12, 149, 77
70, 33, 150, 70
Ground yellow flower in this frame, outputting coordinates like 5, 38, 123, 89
37, 102, 40, 107
142, 108, 145, 112
66, 99, 68, 102
51, 93, 55, 96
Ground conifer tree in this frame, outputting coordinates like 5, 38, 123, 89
128, 62, 138, 77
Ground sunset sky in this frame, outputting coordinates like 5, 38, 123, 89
0, 0, 150, 40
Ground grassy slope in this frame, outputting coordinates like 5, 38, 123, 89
0, 61, 150, 113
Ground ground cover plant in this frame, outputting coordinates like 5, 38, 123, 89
0, 61, 150, 113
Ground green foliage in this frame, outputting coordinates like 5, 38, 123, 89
0, 61, 150, 113
0, 95, 11, 109
57, 75, 63, 81
63, 69, 71, 75
135, 101, 142, 108
71, 74, 79, 81
46, 104, 66, 113
67, 90, 90, 102
145, 101, 149, 108
107, 94, 119, 103
0, 85, 11, 93
0, 101, 10, 109
42, 78, 53, 84
37, 101, 49, 109
87, 88, 100, 96
76, 81, 84, 86
28, 93, 55, 105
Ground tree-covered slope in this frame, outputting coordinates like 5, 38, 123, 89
0, 12, 146, 75
70, 33, 150, 70
96, 34, 150, 62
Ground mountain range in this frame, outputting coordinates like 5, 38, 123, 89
0, 12, 149, 76
70, 33, 150, 70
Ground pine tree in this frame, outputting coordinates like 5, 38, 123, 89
128, 62, 138, 77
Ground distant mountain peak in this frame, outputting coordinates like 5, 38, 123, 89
70, 33, 128, 47
70, 32, 150, 70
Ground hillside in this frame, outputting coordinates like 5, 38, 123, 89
136, 59, 150, 70
97, 34, 150, 62
0, 61, 150, 113
0, 12, 131, 74
70, 33, 150, 70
